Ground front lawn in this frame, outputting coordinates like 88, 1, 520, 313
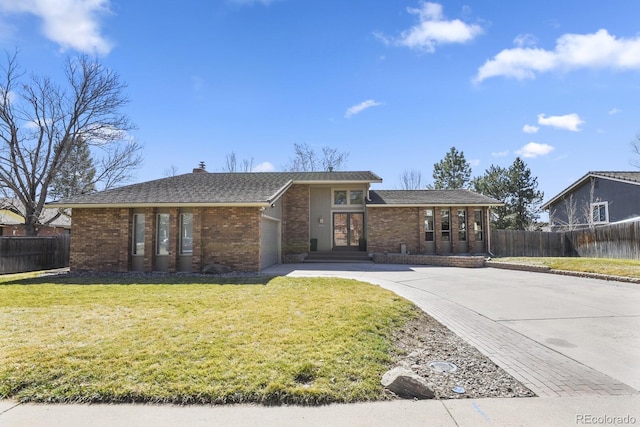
0, 275, 415, 405
494, 257, 640, 278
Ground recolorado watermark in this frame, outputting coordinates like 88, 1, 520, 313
576, 414, 637, 425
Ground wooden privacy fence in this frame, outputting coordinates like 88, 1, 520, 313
566, 221, 640, 259
491, 221, 640, 259
490, 230, 571, 257
0, 235, 70, 274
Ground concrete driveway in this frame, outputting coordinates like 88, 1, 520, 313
263, 263, 640, 395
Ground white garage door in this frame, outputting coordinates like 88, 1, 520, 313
260, 218, 280, 269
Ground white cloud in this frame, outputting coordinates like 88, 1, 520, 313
537, 113, 584, 132
0, 0, 113, 55
474, 29, 640, 82
522, 124, 539, 134
469, 159, 480, 167
491, 150, 509, 157
516, 142, 554, 158
379, 1, 483, 52
252, 162, 275, 172
608, 108, 622, 115
345, 99, 382, 118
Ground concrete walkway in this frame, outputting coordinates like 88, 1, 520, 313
2, 263, 639, 426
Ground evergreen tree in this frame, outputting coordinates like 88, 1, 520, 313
508, 157, 544, 230
472, 158, 544, 230
50, 138, 97, 199
432, 147, 472, 189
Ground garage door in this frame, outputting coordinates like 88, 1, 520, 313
260, 217, 280, 269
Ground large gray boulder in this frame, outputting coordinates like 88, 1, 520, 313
381, 367, 435, 399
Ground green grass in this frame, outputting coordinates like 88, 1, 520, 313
0, 275, 415, 405
495, 257, 640, 278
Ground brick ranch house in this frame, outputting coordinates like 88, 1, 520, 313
48, 168, 502, 273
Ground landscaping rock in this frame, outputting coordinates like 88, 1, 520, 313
381, 366, 435, 399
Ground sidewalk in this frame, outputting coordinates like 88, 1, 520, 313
2, 396, 639, 426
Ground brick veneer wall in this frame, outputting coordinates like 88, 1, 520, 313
367, 207, 421, 254
373, 253, 486, 268
366, 206, 489, 255
70, 208, 130, 272
197, 206, 261, 272
71, 206, 263, 273
282, 184, 310, 254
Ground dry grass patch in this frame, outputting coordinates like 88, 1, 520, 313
0, 275, 415, 405
496, 257, 640, 278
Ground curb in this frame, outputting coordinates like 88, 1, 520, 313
486, 261, 640, 284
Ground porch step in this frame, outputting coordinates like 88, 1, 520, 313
304, 251, 373, 263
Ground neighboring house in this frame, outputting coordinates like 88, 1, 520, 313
48, 168, 502, 273
0, 199, 71, 236
542, 171, 640, 232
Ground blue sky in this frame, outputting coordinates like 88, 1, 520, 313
0, 0, 639, 204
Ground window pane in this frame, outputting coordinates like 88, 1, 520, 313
180, 213, 193, 254
350, 190, 364, 205
334, 190, 347, 205
425, 209, 434, 241
157, 213, 169, 255
458, 209, 467, 242
441, 209, 450, 231
474, 209, 483, 241
133, 214, 145, 255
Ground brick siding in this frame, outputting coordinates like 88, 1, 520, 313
71, 206, 263, 273
282, 184, 310, 254
373, 253, 486, 268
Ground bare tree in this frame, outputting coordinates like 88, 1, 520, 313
399, 169, 423, 189
222, 151, 254, 172
632, 135, 640, 168
164, 165, 179, 177
0, 51, 141, 235
550, 194, 578, 231
283, 142, 349, 172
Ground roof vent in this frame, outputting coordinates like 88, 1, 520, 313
193, 161, 206, 173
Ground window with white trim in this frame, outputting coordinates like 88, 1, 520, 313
591, 202, 609, 224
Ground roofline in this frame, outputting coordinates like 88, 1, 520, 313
291, 179, 383, 185
366, 203, 504, 208
541, 172, 640, 210
266, 180, 293, 204
45, 202, 273, 209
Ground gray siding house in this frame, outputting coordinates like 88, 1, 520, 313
542, 171, 640, 231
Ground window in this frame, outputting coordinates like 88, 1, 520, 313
441, 209, 450, 241
591, 202, 609, 224
180, 213, 193, 255
132, 214, 145, 255
334, 190, 347, 205
424, 209, 434, 242
350, 190, 364, 205
333, 189, 364, 206
156, 213, 169, 255
458, 209, 467, 242
474, 209, 484, 241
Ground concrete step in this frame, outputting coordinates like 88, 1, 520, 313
304, 251, 372, 263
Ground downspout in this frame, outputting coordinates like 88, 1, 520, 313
487, 207, 495, 257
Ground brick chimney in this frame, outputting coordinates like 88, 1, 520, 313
193, 161, 206, 173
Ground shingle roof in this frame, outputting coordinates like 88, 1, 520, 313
541, 171, 640, 209
48, 171, 383, 207
367, 190, 503, 206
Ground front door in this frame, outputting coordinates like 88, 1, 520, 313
333, 212, 364, 250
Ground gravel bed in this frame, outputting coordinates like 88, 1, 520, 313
389, 309, 535, 399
